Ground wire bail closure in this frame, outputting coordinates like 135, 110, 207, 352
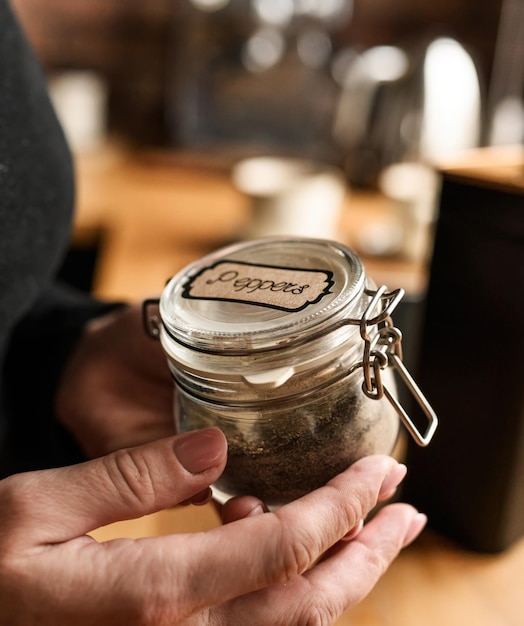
142, 286, 438, 447
355, 286, 438, 447
142, 298, 161, 339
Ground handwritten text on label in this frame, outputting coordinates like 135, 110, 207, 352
183, 261, 334, 312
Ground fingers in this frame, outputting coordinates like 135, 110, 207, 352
0, 427, 227, 545
180, 487, 213, 506
0, 451, 415, 625
55, 303, 175, 458
302, 504, 426, 616
221, 496, 268, 524
222, 502, 426, 626
171, 455, 406, 608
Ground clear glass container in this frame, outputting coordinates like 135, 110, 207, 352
148, 237, 437, 508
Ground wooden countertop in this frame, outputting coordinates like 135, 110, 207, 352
73, 143, 428, 302
438, 144, 524, 194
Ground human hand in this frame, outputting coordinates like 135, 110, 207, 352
0, 427, 425, 626
56, 303, 175, 458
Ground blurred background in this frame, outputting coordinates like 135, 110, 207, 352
13, 0, 517, 156
9, 0, 524, 562
11, 0, 522, 272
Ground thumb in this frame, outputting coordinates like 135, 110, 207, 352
0, 427, 227, 544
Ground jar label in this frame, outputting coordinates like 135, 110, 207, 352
183, 260, 334, 312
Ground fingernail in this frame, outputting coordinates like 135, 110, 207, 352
379, 463, 407, 499
246, 503, 268, 517
404, 512, 428, 545
191, 487, 213, 506
174, 428, 226, 474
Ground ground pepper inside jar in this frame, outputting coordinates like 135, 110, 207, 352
176, 370, 399, 507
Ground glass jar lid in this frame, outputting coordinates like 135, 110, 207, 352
159, 237, 366, 353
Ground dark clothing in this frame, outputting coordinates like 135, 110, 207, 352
0, 1, 117, 476
0, 0, 74, 340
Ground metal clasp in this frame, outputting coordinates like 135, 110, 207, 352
142, 298, 161, 340
357, 286, 438, 447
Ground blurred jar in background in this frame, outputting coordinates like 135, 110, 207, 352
48, 70, 108, 153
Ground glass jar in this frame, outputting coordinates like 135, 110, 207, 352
144, 237, 437, 508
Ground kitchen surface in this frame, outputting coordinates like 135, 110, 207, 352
72, 144, 429, 301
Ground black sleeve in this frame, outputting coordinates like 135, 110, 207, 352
0, 2, 127, 476
0, 283, 124, 477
